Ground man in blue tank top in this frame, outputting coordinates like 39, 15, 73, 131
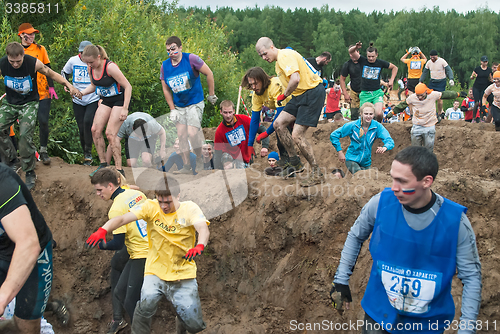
160, 36, 217, 175
330, 146, 481, 334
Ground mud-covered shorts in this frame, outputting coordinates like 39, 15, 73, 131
170, 101, 205, 129
283, 84, 326, 127
0, 241, 53, 320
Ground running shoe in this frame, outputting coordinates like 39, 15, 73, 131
173, 165, 192, 175
40, 152, 51, 165
280, 161, 304, 179
300, 167, 325, 187
89, 163, 108, 177
106, 319, 127, 334
83, 154, 92, 166
25, 170, 37, 190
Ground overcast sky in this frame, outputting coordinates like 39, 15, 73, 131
177, 1, 498, 14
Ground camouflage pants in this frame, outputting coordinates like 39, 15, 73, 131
0, 101, 38, 172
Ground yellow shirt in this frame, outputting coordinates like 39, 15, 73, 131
131, 200, 210, 281
251, 77, 291, 111
23, 43, 50, 100
403, 57, 426, 79
275, 49, 322, 97
109, 188, 149, 259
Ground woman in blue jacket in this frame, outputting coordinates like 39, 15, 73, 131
330, 102, 394, 174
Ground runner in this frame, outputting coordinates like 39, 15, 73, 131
330, 102, 394, 175
0, 42, 81, 189
400, 46, 426, 93
18, 23, 56, 165
255, 37, 326, 186
419, 49, 454, 119
213, 100, 251, 169
305, 51, 331, 78
161, 36, 217, 174
340, 45, 362, 120
482, 71, 500, 131
0, 163, 53, 333
241, 66, 290, 165
461, 89, 478, 123
485, 62, 499, 123
115, 112, 167, 168
61, 41, 100, 166
86, 176, 210, 334
444, 100, 464, 120
470, 56, 492, 121
325, 80, 342, 122
389, 83, 466, 151
90, 168, 148, 334
80, 45, 132, 177
330, 146, 481, 334
349, 42, 398, 122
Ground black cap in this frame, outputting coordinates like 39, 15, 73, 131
481, 55, 488, 62
429, 50, 438, 56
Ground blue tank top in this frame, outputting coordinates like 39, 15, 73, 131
361, 188, 466, 333
162, 53, 204, 107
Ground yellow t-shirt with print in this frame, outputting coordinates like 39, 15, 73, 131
109, 188, 149, 259
131, 199, 210, 281
403, 57, 426, 79
275, 49, 322, 97
251, 77, 291, 111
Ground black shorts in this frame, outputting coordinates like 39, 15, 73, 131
101, 94, 124, 108
0, 242, 53, 320
325, 110, 341, 119
407, 78, 419, 92
283, 84, 326, 127
125, 134, 158, 159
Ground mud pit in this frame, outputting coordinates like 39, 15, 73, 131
30, 119, 500, 333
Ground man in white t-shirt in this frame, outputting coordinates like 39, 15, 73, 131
445, 100, 464, 120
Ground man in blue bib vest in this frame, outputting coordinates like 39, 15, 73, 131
160, 36, 217, 175
330, 146, 481, 333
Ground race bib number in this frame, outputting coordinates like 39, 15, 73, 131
4, 76, 33, 95
73, 65, 90, 84
225, 125, 246, 147
167, 72, 191, 94
410, 61, 422, 70
379, 262, 441, 314
450, 112, 461, 120
95, 83, 120, 97
135, 219, 147, 238
362, 66, 381, 80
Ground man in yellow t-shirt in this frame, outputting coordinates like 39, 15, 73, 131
90, 168, 148, 333
86, 176, 210, 334
255, 37, 326, 187
241, 66, 291, 165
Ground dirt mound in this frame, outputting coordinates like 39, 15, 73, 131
29, 120, 500, 333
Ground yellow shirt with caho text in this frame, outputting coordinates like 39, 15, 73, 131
275, 49, 322, 97
131, 200, 210, 281
251, 77, 291, 111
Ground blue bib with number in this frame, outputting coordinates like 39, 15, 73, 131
362, 188, 465, 333
95, 83, 121, 97
4, 75, 33, 95
225, 125, 246, 147
73, 65, 91, 84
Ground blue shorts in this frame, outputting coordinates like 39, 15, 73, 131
0, 242, 53, 320
428, 79, 446, 92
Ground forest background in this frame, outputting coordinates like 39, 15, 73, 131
0, 0, 499, 163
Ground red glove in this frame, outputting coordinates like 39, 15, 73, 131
86, 227, 107, 249
183, 244, 204, 261
49, 87, 59, 99
248, 146, 256, 157
276, 94, 286, 106
256, 132, 269, 144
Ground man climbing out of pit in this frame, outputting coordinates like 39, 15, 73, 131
330, 146, 481, 334
86, 176, 210, 334
90, 168, 148, 334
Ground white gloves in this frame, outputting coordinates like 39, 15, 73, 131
449, 80, 455, 87
207, 95, 218, 105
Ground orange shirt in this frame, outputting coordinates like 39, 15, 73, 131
23, 44, 51, 100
